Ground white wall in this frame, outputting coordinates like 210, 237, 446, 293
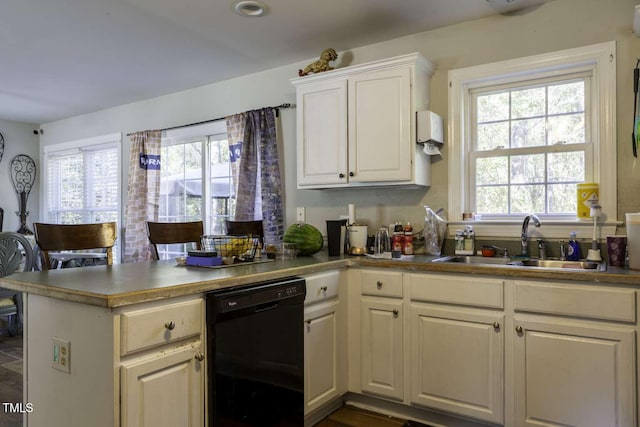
0, 119, 39, 233
39, 0, 640, 236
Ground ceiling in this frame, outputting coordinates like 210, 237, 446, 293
1, 0, 546, 124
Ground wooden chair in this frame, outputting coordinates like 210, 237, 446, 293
0, 232, 36, 335
225, 220, 264, 246
33, 222, 117, 270
146, 221, 204, 261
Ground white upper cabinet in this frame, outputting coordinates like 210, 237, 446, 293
292, 53, 434, 189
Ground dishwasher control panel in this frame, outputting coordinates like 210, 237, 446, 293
210, 277, 306, 314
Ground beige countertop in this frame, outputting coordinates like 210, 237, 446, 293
2, 252, 640, 308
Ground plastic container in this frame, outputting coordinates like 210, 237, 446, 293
567, 232, 580, 261
576, 183, 599, 220
626, 213, 640, 269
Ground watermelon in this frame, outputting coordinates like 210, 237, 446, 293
283, 223, 324, 256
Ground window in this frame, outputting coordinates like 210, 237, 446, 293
448, 42, 616, 237
156, 122, 234, 259
472, 76, 588, 216
43, 133, 121, 259
44, 134, 120, 225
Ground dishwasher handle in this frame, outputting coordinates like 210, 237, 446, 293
254, 302, 279, 313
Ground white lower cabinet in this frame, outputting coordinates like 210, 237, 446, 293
359, 269, 404, 401
118, 296, 205, 427
361, 296, 404, 401
407, 273, 505, 424
513, 317, 635, 427
120, 343, 204, 427
410, 304, 504, 424
304, 270, 347, 415
513, 280, 637, 427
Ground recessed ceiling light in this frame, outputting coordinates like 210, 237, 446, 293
232, 0, 268, 17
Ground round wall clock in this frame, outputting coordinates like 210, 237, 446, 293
0, 132, 4, 163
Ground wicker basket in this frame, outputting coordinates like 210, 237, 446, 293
200, 235, 259, 259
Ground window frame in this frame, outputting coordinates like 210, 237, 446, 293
155, 121, 234, 259
447, 41, 617, 238
42, 132, 122, 259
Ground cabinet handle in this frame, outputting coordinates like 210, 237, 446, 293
339, 173, 345, 179
492, 322, 500, 330
349, 172, 354, 177
194, 352, 205, 362
164, 321, 176, 331
392, 309, 399, 317
515, 325, 523, 334
376, 280, 383, 288
320, 286, 328, 292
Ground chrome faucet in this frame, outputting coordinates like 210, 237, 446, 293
537, 239, 546, 260
521, 214, 542, 257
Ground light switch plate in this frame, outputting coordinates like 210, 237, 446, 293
296, 207, 306, 222
52, 337, 70, 373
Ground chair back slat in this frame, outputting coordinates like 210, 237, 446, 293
0, 232, 35, 276
0, 231, 35, 335
146, 221, 203, 260
225, 220, 264, 246
33, 222, 117, 270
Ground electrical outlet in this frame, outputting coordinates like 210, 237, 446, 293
296, 207, 306, 222
52, 337, 70, 373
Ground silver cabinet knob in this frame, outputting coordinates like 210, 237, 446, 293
194, 352, 204, 362
515, 325, 523, 333
392, 309, 399, 317
164, 321, 176, 331
493, 322, 500, 330
376, 281, 383, 288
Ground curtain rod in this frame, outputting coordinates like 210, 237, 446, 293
126, 103, 294, 136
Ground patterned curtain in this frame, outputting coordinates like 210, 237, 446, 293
226, 108, 284, 245
123, 130, 162, 263
226, 113, 249, 216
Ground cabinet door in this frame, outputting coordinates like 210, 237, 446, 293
361, 297, 403, 401
121, 344, 204, 427
410, 304, 504, 424
348, 66, 411, 183
513, 318, 635, 427
304, 300, 345, 414
296, 78, 348, 186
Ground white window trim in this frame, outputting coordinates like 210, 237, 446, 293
41, 132, 122, 259
447, 41, 617, 239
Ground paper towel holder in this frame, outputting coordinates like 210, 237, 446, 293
416, 110, 443, 145
634, 4, 640, 37
416, 110, 444, 156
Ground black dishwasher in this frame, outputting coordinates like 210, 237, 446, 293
206, 276, 306, 427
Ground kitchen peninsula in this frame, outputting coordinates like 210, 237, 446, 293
3, 254, 640, 427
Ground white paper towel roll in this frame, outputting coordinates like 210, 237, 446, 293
348, 204, 355, 225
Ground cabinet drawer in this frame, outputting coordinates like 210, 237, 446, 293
121, 299, 202, 355
408, 274, 504, 309
361, 270, 403, 298
514, 281, 636, 322
305, 271, 341, 304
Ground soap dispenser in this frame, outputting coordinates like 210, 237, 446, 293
567, 232, 580, 261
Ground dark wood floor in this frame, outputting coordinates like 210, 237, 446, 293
315, 405, 433, 427
0, 326, 22, 427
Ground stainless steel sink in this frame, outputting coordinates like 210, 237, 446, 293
432, 255, 601, 270
513, 259, 600, 270
432, 255, 513, 265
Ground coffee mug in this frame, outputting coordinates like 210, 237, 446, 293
606, 235, 627, 267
